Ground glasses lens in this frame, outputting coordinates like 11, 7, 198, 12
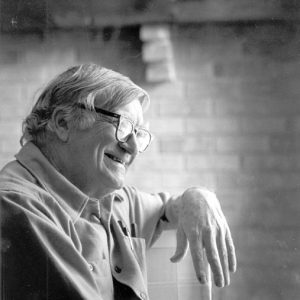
136, 129, 151, 152
117, 118, 133, 142
117, 117, 152, 152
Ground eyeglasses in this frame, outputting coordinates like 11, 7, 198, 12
79, 104, 153, 152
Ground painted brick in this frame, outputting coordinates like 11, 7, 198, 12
0, 64, 45, 82
140, 25, 170, 41
183, 136, 216, 153
236, 228, 300, 253
148, 283, 178, 300
131, 154, 185, 171
235, 265, 300, 289
177, 37, 242, 65
162, 172, 217, 192
148, 81, 185, 98
292, 117, 300, 132
157, 98, 212, 116
216, 171, 300, 193
188, 116, 286, 136
147, 248, 177, 283
159, 137, 185, 153
145, 61, 176, 82
142, 40, 173, 62
175, 61, 214, 80
158, 101, 190, 116
0, 34, 40, 49
178, 283, 210, 300
222, 266, 300, 300
0, 138, 21, 154
213, 59, 292, 79
0, 104, 26, 121
226, 205, 300, 231
126, 171, 164, 192
0, 122, 22, 136
1, 22, 300, 300
185, 80, 240, 99
239, 247, 300, 268
216, 136, 270, 153
187, 117, 240, 134
150, 117, 185, 136
186, 154, 240, 170
218, 189, 300, 229
241, 23, 299, 58
240, 117, 287, 133
188, 99, 214, 116
242, 154, 300, 170
23, 48, 77, 66
0, 49, 20, 65
0, 86, 23, 103
159, 136, 216, 153
269, 134, 300, 153
52, 12, 92, 28
215, 97, 300, 116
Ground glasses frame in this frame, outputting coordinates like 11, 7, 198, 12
78, 104, 152, 152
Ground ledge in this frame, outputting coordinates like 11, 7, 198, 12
1, 0, 300, 32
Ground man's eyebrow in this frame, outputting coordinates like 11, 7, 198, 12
122, 113, 144, 127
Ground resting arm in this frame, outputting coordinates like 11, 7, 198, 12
165, 187, 237, 287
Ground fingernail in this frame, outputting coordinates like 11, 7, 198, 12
217, 277, 224, 288
198, 274, 207, 284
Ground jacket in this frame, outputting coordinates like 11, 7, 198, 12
0, 143, 178, 300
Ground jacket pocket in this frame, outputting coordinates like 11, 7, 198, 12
131, 237, 147, 279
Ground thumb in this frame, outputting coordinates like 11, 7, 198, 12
170, 225, 189, 263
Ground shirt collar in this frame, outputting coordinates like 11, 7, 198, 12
114, 192, 124, 202
16, 142, 90, 223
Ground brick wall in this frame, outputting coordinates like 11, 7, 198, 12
1, 22, 300, 300
133, 23, 300, 300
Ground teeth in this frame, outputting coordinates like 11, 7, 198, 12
112, 157, 122, 163
106, 153, 124, 165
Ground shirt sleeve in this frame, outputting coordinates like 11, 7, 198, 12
0, 189, 103, 300
118, 186, 180, 248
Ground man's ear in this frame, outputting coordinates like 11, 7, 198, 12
51, 110, 71, 142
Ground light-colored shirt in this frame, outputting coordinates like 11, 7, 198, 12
0, 143, 177, 300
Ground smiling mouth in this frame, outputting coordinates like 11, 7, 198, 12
105, 153, 126, 166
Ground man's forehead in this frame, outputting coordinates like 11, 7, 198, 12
116, 100, 144, 125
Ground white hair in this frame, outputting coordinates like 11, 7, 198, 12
21, 63, 150, 146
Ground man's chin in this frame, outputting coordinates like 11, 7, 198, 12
113, 181, 125, 190
109, 175, 125, 190
102, 167, 126, 190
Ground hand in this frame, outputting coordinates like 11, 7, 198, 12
170, 187, 236, 287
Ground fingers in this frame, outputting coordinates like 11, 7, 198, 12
213, 198, 237, 278
188, 230, 209, 284
170, 225, 189, 263
225, 228, 237, 273
216, 229, 230, 286
204, 224, 237, 288
217, 215, 237, 273
204, 258, 213, 300
204, 228, 224, 287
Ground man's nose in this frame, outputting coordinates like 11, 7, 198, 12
119, 133, 139, 155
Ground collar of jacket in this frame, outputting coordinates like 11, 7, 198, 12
15, 142, 124, 223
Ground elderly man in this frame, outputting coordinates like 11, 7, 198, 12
0, 63, 236, 300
